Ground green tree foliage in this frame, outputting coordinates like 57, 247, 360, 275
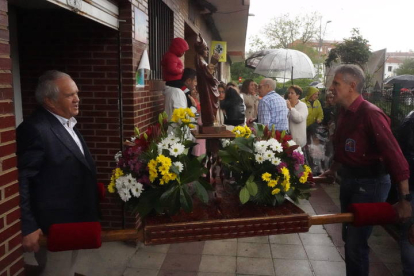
230, 62, 264, 84
262, 12, 320, 49
395, 58, 414, 75
325, 28, 371, 68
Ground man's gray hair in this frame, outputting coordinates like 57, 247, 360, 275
334, 64, 365, 93
263, 78, 277, 91
35, 70, 72, 105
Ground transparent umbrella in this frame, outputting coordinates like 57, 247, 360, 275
384, 75, 414, 88
245, 49, 316, 81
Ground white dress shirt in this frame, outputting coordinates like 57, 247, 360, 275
48, 111, 84, 155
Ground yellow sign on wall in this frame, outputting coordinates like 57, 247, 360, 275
211, 41, 227, 62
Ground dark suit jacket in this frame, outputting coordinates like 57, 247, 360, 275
17, 107, 99, 236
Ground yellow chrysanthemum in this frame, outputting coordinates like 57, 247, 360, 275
262, 172, 271, 182
304, 165, 311, 173
108, 183, 115, 193
188, 123, 195, 129
268, 180, 277, 188
244, 125, 252, 138
272, 188, 281, 195
299, 172, 309, 183
281, 167, 290, 181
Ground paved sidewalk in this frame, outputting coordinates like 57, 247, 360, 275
25, 183, 403, 276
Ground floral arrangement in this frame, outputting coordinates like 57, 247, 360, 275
108, 108, 212, 217
219, 124, 312, 205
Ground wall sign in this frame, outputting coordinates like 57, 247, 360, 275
134, 8, 148, 44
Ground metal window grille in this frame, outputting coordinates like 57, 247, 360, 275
148, 0, 173, 80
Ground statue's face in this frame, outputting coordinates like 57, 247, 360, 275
202, 47, 209, 58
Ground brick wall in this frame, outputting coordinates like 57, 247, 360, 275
0, 0, 24, 275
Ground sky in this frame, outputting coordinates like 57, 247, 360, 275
246, 0, 414, 53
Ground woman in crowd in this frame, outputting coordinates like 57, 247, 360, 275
286, 85, 308, 147
216, 82, 227, 126
302, 86, 323, 127
220, 87, 245, 126
241, 79, 259, 121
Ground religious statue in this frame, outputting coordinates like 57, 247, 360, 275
195, 33, 220, 128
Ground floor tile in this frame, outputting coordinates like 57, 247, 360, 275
158, 270, 198, 276
236, 257, 274, 276
197, 273, 235, 276
160, 253, 202, 272
203, 240, 237, 256
138, 243, 170, 253
323, 224, 344, 247
123, 267, 159, 276
270, 244, 307, 260
199, 255, 236, 273
168, 241, 205, 255
308, 225, 327, 234
310, 260, 346, 276
237, 242, 272, 259
269, 233, 301, 245
273, 259, 313, 276
299, 233, 335, 246
238, 236, 269, 244
128, 251, 167, 270
75, 242, 137, 276
304, 245, 343, 261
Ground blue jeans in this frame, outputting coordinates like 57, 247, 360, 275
340, 174, 391, 276
400, 194, 414, 276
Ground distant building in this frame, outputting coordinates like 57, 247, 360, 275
384, 52, 414, 78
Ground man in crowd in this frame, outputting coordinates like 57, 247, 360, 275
163, 68, 197, 120
322, 64, 411, 276
17, 70, 100, 275
252, 78, 288, 131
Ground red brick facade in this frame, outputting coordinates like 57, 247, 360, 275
0, 0, 24, 274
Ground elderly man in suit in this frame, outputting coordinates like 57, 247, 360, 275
17, 70, 99, 274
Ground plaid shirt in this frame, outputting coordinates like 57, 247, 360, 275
258, 91, 288, 131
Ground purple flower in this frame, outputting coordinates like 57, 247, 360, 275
292, 151, 305, 165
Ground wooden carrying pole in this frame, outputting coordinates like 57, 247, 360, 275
38, 212, 355, 246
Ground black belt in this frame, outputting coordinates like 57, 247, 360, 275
339, 164, 388, 179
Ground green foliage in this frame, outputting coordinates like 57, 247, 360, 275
325, 28, 371, 68
262, 12, 320, 49
230, 62, 264, 84
395, 58, 414, 75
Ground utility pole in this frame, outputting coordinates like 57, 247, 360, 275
317, 19, 331, 82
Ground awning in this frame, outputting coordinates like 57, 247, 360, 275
46, 0, 119, 30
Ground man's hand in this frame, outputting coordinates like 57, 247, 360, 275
394, 200, 412, 223
247, 118, 256, 126
22, 228, 43, 252
319, 169, 336, 184
316, 119, 322, 124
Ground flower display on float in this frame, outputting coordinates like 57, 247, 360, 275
219, 123, 313, 205
108, 109, 212, 217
